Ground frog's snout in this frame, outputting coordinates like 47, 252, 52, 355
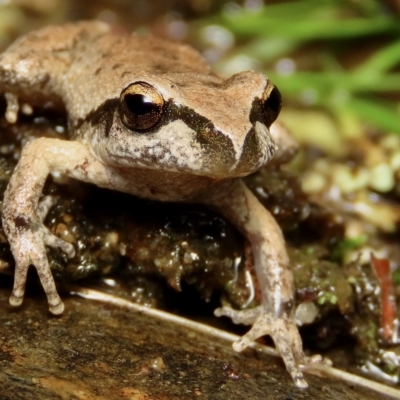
233, 122, 275, 176
198, 122, 275, 179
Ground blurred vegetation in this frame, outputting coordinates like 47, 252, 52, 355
1, 0, 398, 138
194, 0, 400, 137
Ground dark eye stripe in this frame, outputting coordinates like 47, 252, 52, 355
159, 100, 237, 172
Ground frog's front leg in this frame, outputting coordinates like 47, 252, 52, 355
2, 137, 108, 314
200, 179, 308, 388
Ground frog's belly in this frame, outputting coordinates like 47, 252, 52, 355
106, 167, 221, 202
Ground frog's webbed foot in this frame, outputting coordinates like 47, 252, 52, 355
215, 305, 309, 389
8, 197, 75, 315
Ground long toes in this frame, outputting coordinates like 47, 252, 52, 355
214, 307, 244, 322
233, 319, 271, 351
307, 354, 328, 365
44, 232, 75, 258
10, 262, 29, 307
214, 306, 261, 325
214, 307, 229, 318
273, 330, 306, 387
34, 253, 65, 315
56, 239, 75, 258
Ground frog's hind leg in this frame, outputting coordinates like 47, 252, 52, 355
199, 178, 310, 388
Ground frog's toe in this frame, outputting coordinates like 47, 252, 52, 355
56, 239, 75, 258
9, 293, 24, 306
38, 270, 64, 315
232, 320, 271, 351
232, 336, 252, 352
43, 279, 64, 315
215, 305, 272, 351
43, 229, 75, 258
49, 299, 64, 315
9, 262, 29, 307
31, 247, 65, 315
271, 319, 308, 388
214, 305, 261, 325
294, 376, 308, 389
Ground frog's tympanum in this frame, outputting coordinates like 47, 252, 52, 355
0, 21, 319, 388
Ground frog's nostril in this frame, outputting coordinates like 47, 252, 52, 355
262, 85, 282, 127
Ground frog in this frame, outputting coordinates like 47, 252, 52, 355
0, 21, 317, 388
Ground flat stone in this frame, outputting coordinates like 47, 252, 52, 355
0, 282, 398, 400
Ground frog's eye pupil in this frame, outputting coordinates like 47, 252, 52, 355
120, 82, 164, 131
125, 94, 154, 115
262, 85, 282, 127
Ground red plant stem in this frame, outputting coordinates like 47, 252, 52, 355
370, 253, 398, 343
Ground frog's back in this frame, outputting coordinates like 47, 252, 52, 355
0, 20, 210, 118
0, 21, 110, 106
63, 24, 211, 122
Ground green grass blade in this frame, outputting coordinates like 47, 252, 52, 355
221, 17, 400, 40
347, 98, 400, 133
354, 41, 400, 74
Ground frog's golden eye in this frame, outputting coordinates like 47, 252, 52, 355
262, 83, 282, 127
120, 82, 164, 131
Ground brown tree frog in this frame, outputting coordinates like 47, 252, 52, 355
0, 21, 317, 388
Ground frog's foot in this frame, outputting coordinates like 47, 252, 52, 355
9, 223, 75, 315
215, 305, 309, 389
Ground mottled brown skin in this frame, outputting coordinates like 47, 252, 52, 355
1, 21, 316, 388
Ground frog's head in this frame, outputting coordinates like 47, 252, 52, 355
90, 70, 281, 179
